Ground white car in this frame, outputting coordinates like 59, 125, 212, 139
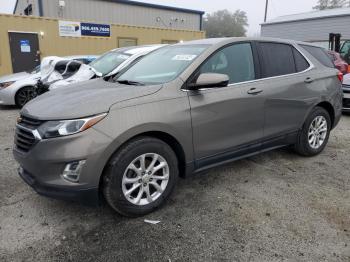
49, 45, 166, 90
0, 56, 96, 107
0, 66, 40, 107
342, 73, 350, 113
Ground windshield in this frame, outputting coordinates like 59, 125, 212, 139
29, 65, 40, 74
89, 51, 131, 76
117, 45, 210, 85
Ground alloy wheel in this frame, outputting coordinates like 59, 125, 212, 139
308, 116, 328, 149
122, 153, 170, 206
17, 87, 36, 107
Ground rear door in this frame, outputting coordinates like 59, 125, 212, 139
188, 42, 265, 168
256, 42, 314, 141
8, 32, 40, 73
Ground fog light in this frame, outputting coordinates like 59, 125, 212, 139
62, 160, 86, 183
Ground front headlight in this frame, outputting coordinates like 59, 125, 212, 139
37, 113, 107, 139
0, 81, 15, 89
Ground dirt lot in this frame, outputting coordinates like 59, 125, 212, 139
0, 105, 349, 262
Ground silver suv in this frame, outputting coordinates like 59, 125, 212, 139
14, 38, 343, 216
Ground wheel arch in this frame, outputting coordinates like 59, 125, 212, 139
98, 130, 189, 196
315, 101, 335, 128
14, 85, 35, 107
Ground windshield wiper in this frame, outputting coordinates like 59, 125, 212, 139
117, 80, 145, 86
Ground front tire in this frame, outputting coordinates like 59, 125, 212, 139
15, 86, 36, 108
102, 137, 179, 217
294, 107, 331, 156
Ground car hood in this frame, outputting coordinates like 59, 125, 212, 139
21, 78, 162, 120
0, 72, 30, 83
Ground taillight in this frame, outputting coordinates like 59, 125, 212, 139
337, 71, 343, 83
347, 65, 350, 74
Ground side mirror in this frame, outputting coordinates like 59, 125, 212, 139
188, 73, 229, 90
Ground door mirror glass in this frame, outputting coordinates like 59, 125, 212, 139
189, 73, 229, 90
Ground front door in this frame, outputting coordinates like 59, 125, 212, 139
188, 42, 265, 169
8, 32, 40, 73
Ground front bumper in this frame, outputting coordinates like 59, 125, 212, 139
13, 126, 113, 205
19, 167, 99, 205
0, 87, 16, 105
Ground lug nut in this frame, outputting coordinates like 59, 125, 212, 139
143, 183, 147, 187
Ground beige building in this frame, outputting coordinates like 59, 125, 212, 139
1, 1, 205, 76
14, 0, 204, 31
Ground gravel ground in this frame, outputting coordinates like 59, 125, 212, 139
0, 105, 349, 262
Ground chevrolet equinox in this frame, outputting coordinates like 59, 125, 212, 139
14, 38, 343, 216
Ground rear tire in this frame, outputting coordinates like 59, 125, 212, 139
15, 86, 36, 108
102, 137, 179, 217
294, 107, 331, 156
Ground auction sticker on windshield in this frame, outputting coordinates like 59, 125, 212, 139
172, 54, 197, 61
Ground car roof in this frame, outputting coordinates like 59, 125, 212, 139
178, 37, 325, 49
64, 55, 97, 60
110, 44, 166, 55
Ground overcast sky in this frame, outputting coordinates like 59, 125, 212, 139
0, 0, 318, 35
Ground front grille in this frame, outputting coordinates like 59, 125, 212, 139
18, 116, 43, 129
14, 116, 43, 152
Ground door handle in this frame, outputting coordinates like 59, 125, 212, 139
247, 88, 263, 95
304, 77, 314, 84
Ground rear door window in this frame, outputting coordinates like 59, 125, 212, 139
198, 43, 256, 84
300, 45, 335, 68
258, 42, 296, 78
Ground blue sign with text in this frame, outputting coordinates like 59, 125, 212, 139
20, 40, 31, 53
81, 23, 111, 37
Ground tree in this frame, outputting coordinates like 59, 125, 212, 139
313, 0, 349, 10
203, 9, 248, 38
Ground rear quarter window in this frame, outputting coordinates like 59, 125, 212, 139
300, 45, 335, 68
293, 48, 310, 72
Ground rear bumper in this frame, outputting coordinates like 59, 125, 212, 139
343, 85, 350, 111
19, 167, 100, 205
343, 92, 350, 113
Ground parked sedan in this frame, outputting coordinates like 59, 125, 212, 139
0, 56, 96, 108
14, 38, 342, 217
0, 66, 40, 107
342, 73, 350, 113
49, 45, 165, 90
327, 50, 349, 75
